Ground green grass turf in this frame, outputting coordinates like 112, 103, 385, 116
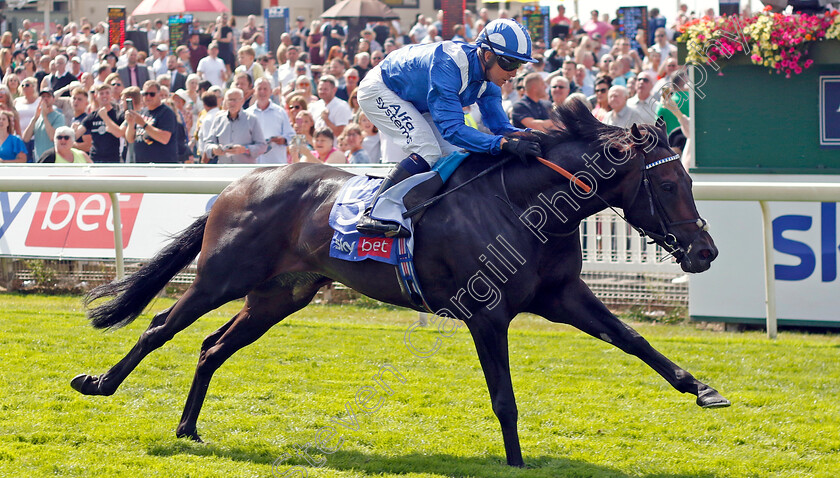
0, 293, 838, 477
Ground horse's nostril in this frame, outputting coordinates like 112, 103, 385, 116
699, 249, 712, 260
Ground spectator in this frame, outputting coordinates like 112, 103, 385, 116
0, 110, 27, 162
118, 48, 151, 89
549, 76, 571, 110
627, 71, 659, 124
247, 77, 293, 164
307, 20, 324, 66
75, 83, 123, 162
337, 68, 359, 102
291, 109, 316, 151
584, 10, 613, 43
358, 111, 380, 164
214, 15, 236, 68
511, 73, 552, 132
197, 42, 228, 88
187, 33, 207, 72
0, 86, 22, 135
120, 86, 141, 162
650, 27, 676, 60
235, 45, 264, 82
47, 55, 76, 94
591, 75, 612, 121
277, 45, 301, 89
290, 126, 345, 164
240, 15, 259, 44
352, 52, 371, 80
204, 87, 266, 164
561, 59, 580, 92
175, 45, 194, 75
654, 57, 680, 98
321, 19, 345, 56
342, 123, 372, 163
195, 92, 221, 162
38, 125, 92, 163
23, 88, 66, 160
233, 72, 255, 109
309, 74, 352, 137
648, 9, 668, 46
150, 44, 170, 79
603, 85, 645, 127
291, 16, 310, 48
124, 80, 177, 163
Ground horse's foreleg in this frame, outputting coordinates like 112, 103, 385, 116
532, 279, 730, 408
176, 280, 323, 441
467, 319, 524, 467
71, 284, 232, 396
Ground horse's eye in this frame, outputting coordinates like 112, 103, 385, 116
661, 182, 675, 193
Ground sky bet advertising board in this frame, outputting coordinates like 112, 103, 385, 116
690, 201, 840, 327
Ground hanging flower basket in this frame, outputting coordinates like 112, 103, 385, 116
677, 8, 840, 78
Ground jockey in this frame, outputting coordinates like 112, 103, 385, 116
356, 19, 543, 238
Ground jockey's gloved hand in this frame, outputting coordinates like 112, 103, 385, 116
511, 129, 549, 144
502, 137, 542, 164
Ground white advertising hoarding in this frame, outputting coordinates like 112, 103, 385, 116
690, 200, 840, 327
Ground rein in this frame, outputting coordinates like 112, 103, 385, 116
535, 153, 708, 259
402, 156, 515, 219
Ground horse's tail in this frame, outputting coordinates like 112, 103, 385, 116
84, 214, 209, 330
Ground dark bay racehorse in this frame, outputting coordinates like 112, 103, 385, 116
72, 102, 729, 467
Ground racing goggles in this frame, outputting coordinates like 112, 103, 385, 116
496, 55, 524, 71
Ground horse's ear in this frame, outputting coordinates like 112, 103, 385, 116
655, 116, 667, 133
629, 123, 642, 142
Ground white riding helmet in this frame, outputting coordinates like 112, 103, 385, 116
475, 19, 538, 64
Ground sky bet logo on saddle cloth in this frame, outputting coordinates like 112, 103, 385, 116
329, 175, 399, 264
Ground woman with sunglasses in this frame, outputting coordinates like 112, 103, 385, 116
355, 19, 543, 237
37, 126, 91, 163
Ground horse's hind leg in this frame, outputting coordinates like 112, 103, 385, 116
71, 281, 249, 396
532, 279, 730, 408
176, 274, 327, 441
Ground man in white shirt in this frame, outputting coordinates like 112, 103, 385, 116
627, 71, 660, 124
650, 27, 676, 60
309, 75, 352, 137
196, 42, 228, 87
151, 44, 170, 79
247, 78, 294, 163
603, 86, 646, 128
276, 45, 302, 90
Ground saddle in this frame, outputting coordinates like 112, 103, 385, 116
328, 151, 471, 310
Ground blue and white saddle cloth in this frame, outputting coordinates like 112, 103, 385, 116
328, 150, 471, 311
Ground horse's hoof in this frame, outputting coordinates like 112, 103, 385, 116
70, 374, 115, 396
696, 387, 731, 408
71, 374, 97, 395
176, 428, 204, 443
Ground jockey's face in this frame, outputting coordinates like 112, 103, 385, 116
482, 50, 518, 87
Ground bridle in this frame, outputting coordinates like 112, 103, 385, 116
537, 151, 709, 261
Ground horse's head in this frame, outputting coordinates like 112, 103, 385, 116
619, 120, 717, 273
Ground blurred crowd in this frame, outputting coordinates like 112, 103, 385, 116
0, 4, 712, 166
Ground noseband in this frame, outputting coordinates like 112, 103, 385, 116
630, 153, 709, 257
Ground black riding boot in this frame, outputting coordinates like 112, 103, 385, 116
357, 153, 429, 237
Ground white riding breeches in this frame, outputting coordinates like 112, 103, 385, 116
357, 65, 458, 167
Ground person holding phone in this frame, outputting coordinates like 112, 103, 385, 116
123, 80, 178, 163
79, 83, 124, 163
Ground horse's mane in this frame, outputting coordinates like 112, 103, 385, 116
541, 99, 668, 156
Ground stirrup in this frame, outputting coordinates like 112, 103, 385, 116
357, 214, 411, 238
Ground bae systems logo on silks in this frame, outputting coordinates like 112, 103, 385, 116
375, 97, 414, 144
